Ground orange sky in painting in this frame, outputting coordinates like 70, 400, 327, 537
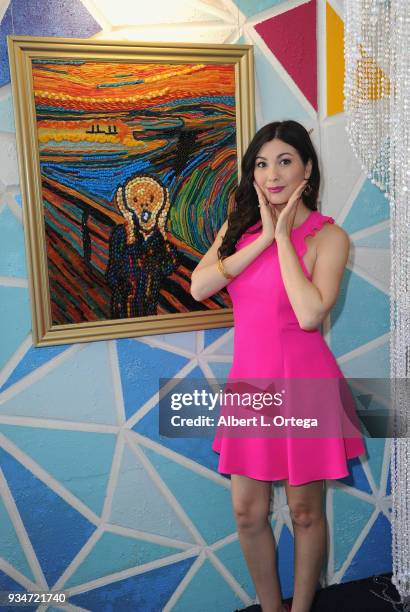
33, 62, 235, 110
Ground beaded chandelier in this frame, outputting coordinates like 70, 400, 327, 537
344, 0, 409, 603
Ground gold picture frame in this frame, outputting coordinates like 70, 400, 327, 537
8, 36, 255, 346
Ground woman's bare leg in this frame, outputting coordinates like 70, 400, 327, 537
284, 479, 326, 612
231, 474, 286, 612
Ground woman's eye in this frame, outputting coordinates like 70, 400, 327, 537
280, 159, 291, 165
256, 161, 266, 168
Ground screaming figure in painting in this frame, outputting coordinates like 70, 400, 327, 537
106, 174, 180, 319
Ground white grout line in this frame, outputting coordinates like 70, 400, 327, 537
98, 430, 125, 524
163, 552, 205, 611
132, 335, 196, 359
244, 25, 317, 120
317, 0, 327, 122
5, 190, 23, 223
127, 428, 231, 488
350, 220, 390, 242
345, 260, 389, 294
107, 341, 126, 426
335, 170, 367, 227
59, 547, 200, 599
331, 508, 379, 583
201, 328, 233, 354
206, 547, 252, 605
0, 558, 40, 594
51, 528, 104, 592
326, 0, 344, 20
0, 344, 83, 403
337, 332, 390, 363
0, 276, 28, 287
104, 522, 198, 549
124, 357, 199, 430
0, 433, 101, 526
0, 333, 32, 389
125, 434, 207, 545
0, 469, 48, 588
0, 415, 119, 433
77, 0, 118, 31
245, 0, 311, 26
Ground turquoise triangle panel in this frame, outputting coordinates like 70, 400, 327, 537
214, 539, 256, 598
142, 446, 237, 543
207, 362, 233, 380
0, 94, 14, 132
338, 458, 372, 494
0, 448, 95, 586
254, 44, 312, 127
0, 425, 116, 515
171, 558, 244, 611
354, 228, 390, 249
0, 497, 34, 581
233, 0, 289, 17
277, 524, 295, 600
341, 512, 392, 581
333, 488, 375, 572
340, 342, 390, 378
132, 404, 220, 473
363, 438, 386, 489
64, 531, 182, 588
116, 338, 190, 420
0, 286, 30, 371
330, 270, 389, 358
0, 342, 118, 425
0, 207, 26, 277
110, 445, 194, 543
342, 179, 389, 234
1, 343, 70, 392
68, 556, 196, 611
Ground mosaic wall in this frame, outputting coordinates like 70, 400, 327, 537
0, 1, 392, 610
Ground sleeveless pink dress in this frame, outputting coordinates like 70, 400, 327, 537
211, 210, 366, 485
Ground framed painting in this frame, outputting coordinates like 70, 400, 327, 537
8, 36, 255, 346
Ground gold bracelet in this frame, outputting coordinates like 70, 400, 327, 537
217, 257, 235, 280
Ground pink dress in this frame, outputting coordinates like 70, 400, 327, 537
211, 210, 366, 485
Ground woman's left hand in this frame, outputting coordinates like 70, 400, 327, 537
274, 179, 309, 240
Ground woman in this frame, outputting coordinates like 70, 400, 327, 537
190, 120, 365, 612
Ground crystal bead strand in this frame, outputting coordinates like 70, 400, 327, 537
344, 0, 409, 605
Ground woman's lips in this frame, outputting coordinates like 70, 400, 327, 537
267, 186, 285, 193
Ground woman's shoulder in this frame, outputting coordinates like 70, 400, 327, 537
313, 213, 350, 250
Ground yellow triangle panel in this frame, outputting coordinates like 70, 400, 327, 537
326, 2, 345, 116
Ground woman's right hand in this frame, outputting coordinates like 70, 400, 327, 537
253, 181, 277, 245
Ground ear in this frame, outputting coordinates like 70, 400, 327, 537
305, 159, 313, 180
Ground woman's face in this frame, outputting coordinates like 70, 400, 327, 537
253, 138, 312, 206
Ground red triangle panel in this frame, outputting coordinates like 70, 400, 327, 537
255, 0, 317, 110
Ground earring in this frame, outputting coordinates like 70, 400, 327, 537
303, 181, 313, 196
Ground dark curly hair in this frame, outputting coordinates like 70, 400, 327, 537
217, 120, 320, 259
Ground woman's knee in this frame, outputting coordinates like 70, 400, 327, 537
288, 501, 324, 529
233, 500, 270, 532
